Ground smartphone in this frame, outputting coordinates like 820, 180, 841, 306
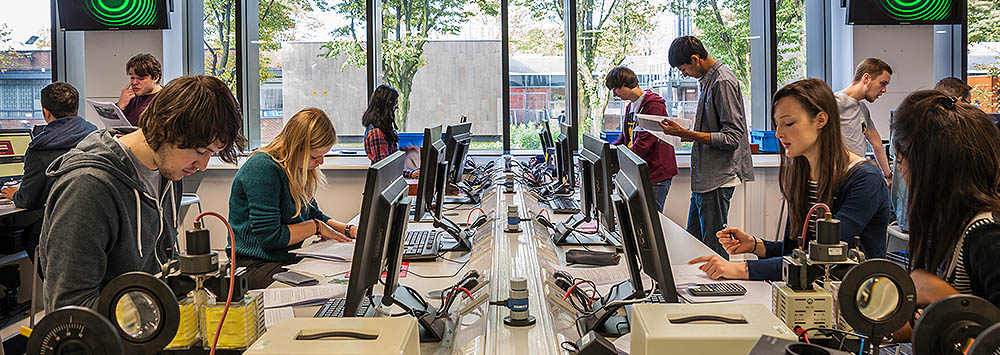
273, 271, 319, 286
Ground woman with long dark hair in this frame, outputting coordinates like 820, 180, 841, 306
895, 90, 1000, 306
689, 78, 889, 281
363, 85, 418, 178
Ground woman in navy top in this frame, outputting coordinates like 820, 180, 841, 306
689, 78, 889, 281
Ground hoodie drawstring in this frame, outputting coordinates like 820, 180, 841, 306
135, 189, 143, 258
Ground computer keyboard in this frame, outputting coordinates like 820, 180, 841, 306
313, 297, 373, 318
403, 230, 440, 261
548, 196, 580, 214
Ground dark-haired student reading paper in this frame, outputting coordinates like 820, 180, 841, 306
39, 76, 247, 312
688, 79, 888, 281
659, 36, 754, 259
890, 90, 1000, 341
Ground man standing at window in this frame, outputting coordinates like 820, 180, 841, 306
836, 58, 893, 185
117, 53, 163, 125
605, 66, 678, 211
659, 36, 754, 259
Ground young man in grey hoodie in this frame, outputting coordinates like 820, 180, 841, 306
39, 75, 246, 312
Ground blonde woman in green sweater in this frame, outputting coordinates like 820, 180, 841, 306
229, 107, 355, 289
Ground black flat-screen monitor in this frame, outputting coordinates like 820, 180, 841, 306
615, 147, 678, 302
344, 151, 407, 317
554, 122, 576, 188
847, 0, 964, 25
58, 0, 171, 31
443, 122, 472, 185
582, 134, 616, 233
540, 119, 555, 152
413, 125, 444, 222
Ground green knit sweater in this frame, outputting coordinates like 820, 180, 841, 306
229, 152, 331, 261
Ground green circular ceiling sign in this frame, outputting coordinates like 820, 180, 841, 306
880, 0, 953, 21
86, 0, 158, 27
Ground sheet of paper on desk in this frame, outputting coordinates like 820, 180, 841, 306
259, 284, 347, 308
285, 258, 351, 277
291, 240, 355, 262
264, 307, 294, 330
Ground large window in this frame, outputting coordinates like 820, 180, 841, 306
0, 2, 51, 129
228, 0, 784, 153
254, 1, 368, 147
375, 0, 502, 150
968, 0, 1000, 113
204, 0, 238, 95
508, 0, 566, 150
777, 0, 806, 87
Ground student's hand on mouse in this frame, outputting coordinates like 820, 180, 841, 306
117, 82, 136, 109
0, 186, 16, 200
658, 118, 687, 137
717, 227, 755, 255
688, 255, 748, 280
411, 171, 420, 179
317, 223, 352, 242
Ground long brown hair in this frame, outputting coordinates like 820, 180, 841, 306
256, 108, 337, 217
892, 90, 1000, 272
773, 78, 851, 239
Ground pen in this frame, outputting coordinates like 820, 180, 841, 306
722, 224, 735, 240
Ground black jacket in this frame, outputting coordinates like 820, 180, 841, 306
12, 116, 96, 210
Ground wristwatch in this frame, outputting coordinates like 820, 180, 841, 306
345, 224, 355, 237
313, 219, 321, 236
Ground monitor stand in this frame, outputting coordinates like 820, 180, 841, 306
575, 280, 645, 337
374, 285, 448, 342
433, 214, 474, 252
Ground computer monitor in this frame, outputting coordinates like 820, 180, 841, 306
413, 125, 444, 222
539, 119, 555, 153
615, 147, 678, 302
552, 134, 620, 247
443, 122, 472, 185
344, 151, 407, 317
551, 122, 576, 192
0, 129, 32, 183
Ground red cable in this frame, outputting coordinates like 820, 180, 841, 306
198, 212, 236, 355
562, 280, 588, 301
585, 288, 597, 307
444, 286, 475, 305
538, 209, 551, 222
467, 207, 486, 226
800, 203, 832, 250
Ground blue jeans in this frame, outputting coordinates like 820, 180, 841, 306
687, 187, 735, 259
651, 178, 672, 213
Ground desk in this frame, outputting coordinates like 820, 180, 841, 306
268, 175, 773, 354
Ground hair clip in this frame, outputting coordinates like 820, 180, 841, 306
941, 96, 957, 109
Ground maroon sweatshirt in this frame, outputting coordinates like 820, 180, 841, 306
611, 89, 679, 183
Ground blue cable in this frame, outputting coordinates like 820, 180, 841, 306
858, 338, 865, 355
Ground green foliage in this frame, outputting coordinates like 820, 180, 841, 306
509, 121, 560, 149
0, 24, 22, 73
321, 0, 494, 131
969, 0, 1000, 113
203, 0, 310, 93
512, 0, 664, 137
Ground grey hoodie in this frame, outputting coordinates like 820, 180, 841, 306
39, 128, 181, 312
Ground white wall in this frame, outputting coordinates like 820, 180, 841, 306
78, 3, 185, 129
851, 25, 938, 135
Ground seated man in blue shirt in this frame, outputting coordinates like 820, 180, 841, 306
1, 82, 96, 259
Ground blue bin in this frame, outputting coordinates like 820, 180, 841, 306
397, 132, 423, 148
750, 130, 780, 153
600, 131, 621, 144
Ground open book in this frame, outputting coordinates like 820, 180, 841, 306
86, 99, 132, 128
